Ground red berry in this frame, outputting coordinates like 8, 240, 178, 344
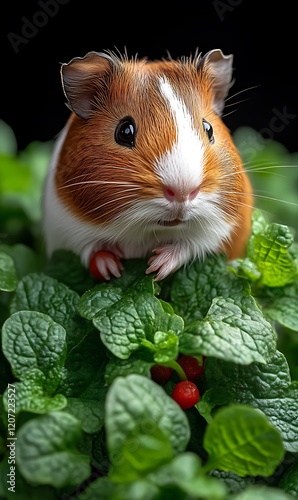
171, 380, 200, 409
178, 355, 204, 381
150, 364, 173, 384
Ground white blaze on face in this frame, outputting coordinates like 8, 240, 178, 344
155, 77, 204, 192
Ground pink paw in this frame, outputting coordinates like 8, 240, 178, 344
146, 245, 182, 281
89, 251, 123, 281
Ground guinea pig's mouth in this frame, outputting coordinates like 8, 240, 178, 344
157, 219, 183, 227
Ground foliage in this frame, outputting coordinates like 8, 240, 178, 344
1, 120, 298, 499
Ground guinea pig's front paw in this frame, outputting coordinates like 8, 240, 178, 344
146, 245, 187, 282
89, 251, 124, 281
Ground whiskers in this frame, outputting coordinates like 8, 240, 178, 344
221, 85, 260, 118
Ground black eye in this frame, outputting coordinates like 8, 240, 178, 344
115, 116, 136, 148
202, 119, 214, 144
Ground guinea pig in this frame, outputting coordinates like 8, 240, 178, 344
42, 48, 253, 282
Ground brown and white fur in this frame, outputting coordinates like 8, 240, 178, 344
42, 48, 253, 281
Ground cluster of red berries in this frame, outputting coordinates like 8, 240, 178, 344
150, 355, 205, 410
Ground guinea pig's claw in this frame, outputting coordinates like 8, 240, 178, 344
89, 250, 123, 281
146, 246, 180, 282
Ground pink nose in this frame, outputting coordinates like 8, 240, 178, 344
163, 186, 200, 202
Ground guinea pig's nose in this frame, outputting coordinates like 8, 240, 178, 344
163, 186, 200, 203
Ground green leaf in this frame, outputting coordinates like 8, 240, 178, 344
231, 257, 261, 282
209, 469, 252, 495
149, 452, 227, 499
92, 291, 183, 360
66, 397, 105, 433
179, 295, 276, 364
203, 351, 298, 452
0, 251, 18, 291
0, 459, 57, 500
3, 369, 67, 414
2, 310, 67, 391
278, 457, 298, 497
105, 375, 190, 468
111, 258, 153, 292
57, 328, 108, 398
16, 411, 91, 487
104, 355, 152, 385
78, 283, 124, 320
0, 119, 17, 154
250, 209, 268, 235
152, 331, 179, 363
0, 155, 31, 192
76, 476, 159, 500
78, 263, 155, 321
10, 273, 88, 350
247, 222, 298, 287
170, 253, 251, 324
111, 426, 174, 482
265, 295, 298, 332
203, 404, 285, 477
234, 485, 295, 499
0, 243, 42, 278
44, 249, 96, 294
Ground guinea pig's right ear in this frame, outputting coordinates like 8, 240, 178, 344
60, 51, 111, 119
203, 49, 234, 116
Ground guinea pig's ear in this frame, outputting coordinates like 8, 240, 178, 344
203, 49, 234, 115
60, 51, 111, 119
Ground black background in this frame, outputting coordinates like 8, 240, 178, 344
2, 0, 298, 153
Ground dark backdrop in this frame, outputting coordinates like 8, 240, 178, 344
2, 1, 298, 153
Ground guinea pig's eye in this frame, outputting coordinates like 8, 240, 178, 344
202, 119, 214, 144
115, 116, 136, 148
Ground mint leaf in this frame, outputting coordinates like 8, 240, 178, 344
66, 397, 105, 433
0, 243, 42, 278
10, 273, 89, 350
78, 264, 155, 321
203, 351, 298, 452
0, 251, 18, 291
149, 452, 227, 498
250, 209, 268, 234
92, 292, 183, 360
265, 294, 298, 332
44, 249, 96, 294
0, 459, 56, 500
179, 295, 276, 364
16, 411, 91, 487
78, 284, 124, 320
153, 331, 179, 363
278, 458, 298, 497
76, 476, 159, 500
2, 311, 66, 391
170, 254, 251, 324
109, 258, 152, 292
105, 375, 190, 469
111, 426, 174, 482
247, 222, 298, 287
104, 355, 152, 385
3, 369, 67, 414
203, 404, 284, 477
58, 328, 108, 398
234, 485, 294, 499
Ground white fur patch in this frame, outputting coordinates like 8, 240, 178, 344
155, 77, 204, 191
